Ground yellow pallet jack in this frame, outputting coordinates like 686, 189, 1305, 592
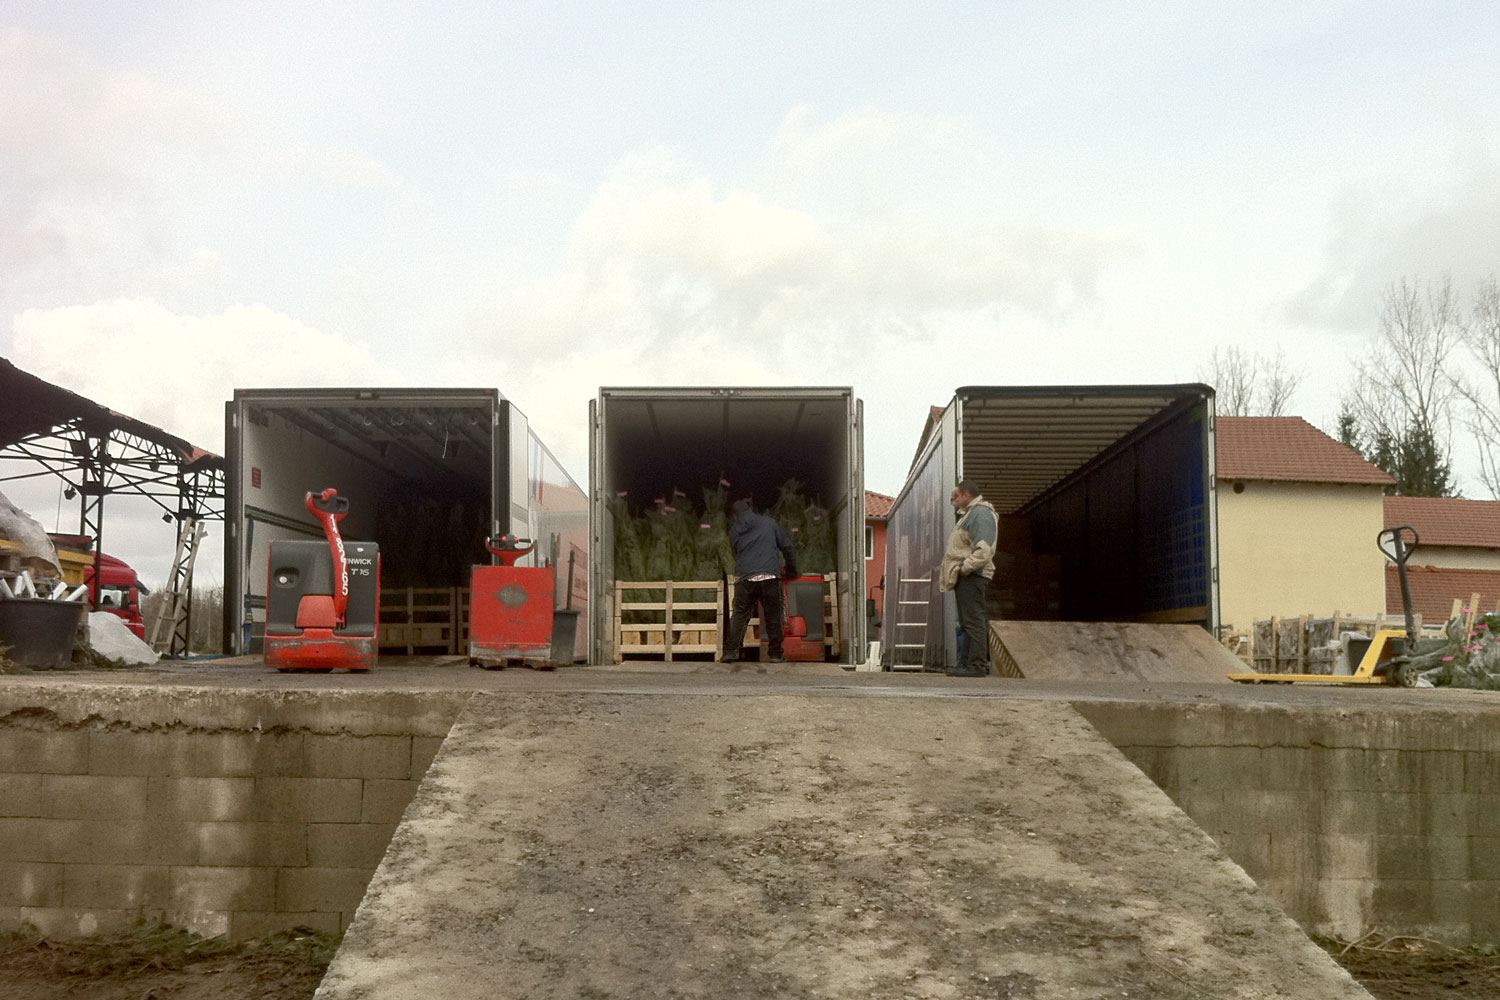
1229, 526, 1422, 687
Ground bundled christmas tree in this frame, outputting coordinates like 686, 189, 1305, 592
611, 477, 834, 581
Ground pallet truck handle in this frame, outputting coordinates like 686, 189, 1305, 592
485, 535, 536, 567
305, 488, 351, 626
1376, 525, 1419, 565
1378, 525, 1420, 649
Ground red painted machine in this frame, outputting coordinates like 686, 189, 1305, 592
264, 488, 380, 672
468, 535, 577, 670
781, 574, 828, 662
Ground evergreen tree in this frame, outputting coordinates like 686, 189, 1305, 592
1335, 405, 1363, 454
1361, 424, 1454, 497
1392, 425, 1454, 497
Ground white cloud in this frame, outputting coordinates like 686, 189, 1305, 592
0, 27, 396, 322
11, 300, 398, 451
1288, 150, 1500, 329
467, 114, 1124, 367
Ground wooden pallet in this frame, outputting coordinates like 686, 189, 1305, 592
380, 586, 466, 655
611, 575, 842, 662
614, 581, 723, 661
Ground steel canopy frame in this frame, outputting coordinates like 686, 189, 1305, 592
0, 359, 224, 657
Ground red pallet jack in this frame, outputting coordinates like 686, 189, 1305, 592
264, 489, 381, 673
467, 535, 579, 670
781, 574, 828, 661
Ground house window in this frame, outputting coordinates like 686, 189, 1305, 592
865, 525, 874, 560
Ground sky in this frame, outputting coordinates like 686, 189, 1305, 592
2, 1, 1498, 587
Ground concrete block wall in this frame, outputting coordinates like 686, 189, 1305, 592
1074, 699, 1500, 944
0, 685, 469, 940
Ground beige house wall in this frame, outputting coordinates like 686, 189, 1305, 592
1218, 480, 1387, 631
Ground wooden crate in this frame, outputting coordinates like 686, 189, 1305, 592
613, 581, 723, 661
379, 586, 467, 655
610, 574, 844, 661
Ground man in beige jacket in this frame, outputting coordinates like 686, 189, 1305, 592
939, 481, 997, 676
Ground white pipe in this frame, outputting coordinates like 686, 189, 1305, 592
63, 583, 89, 602
0, 578, 12, 599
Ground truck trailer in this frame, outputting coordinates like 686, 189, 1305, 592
224, 388, 587, 658
589, 387, 865, 665
883, 385, 1218, 670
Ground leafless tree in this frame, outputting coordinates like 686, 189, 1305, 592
1199, 345, 1303, 416
1259, 348, 1301, 417
1454, 277, 1500, 496
1345, 276, 1462, 495
1348, 276, 1462, 441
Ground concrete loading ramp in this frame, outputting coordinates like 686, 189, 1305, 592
318, 693, 1367, 999
990, 621, 1240, 682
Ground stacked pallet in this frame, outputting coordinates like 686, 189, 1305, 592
1248, 611, 1435, 674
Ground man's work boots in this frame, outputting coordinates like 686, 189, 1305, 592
944, 664, 987, 677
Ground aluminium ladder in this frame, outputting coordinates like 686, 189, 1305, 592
890, 568, 932, 671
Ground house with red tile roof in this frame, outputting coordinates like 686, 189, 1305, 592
1383, 496, 1500, 622
864, 490, 894, 638
1216, 417, 1395, 631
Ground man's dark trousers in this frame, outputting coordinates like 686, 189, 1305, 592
725, 578, 785, 658
953, 572, 989, 674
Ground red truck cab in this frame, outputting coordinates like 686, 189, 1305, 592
83, 553, 148, 641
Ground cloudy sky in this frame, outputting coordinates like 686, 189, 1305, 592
2, 1, 1498, 586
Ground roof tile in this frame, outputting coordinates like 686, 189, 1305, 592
1217, 416, 1393, 485
1384, 496, 1500, 549
865, 490, 894, 519
1386, 565, 1500, 622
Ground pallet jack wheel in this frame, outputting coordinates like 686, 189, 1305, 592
1390, 660, 1419, 688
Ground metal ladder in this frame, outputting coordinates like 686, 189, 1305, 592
149, 517, 206, 657
890, 568, 931, 671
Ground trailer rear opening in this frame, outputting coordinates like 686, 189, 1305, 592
225, 388, 587, 659
589, 387, 864, 665
883, 385, 1217, 672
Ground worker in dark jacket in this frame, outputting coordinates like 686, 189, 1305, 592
722, 498, 799, 662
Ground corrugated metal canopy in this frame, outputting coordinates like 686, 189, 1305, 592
0, 357, 221, 469
956, 385, 1212, 514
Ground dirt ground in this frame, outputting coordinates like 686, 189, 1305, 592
1322, 939, 1500, 1000
3, 932, 1495, 1000
0, 923, 332, 999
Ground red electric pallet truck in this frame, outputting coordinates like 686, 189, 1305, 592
264, 489, 381, 672
467, 535, 579, 669
782, 574, 829, 661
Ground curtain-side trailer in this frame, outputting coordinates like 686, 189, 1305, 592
224, 388, 588, 658
589, 387, 865, 665
882, 385, 1218, 670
